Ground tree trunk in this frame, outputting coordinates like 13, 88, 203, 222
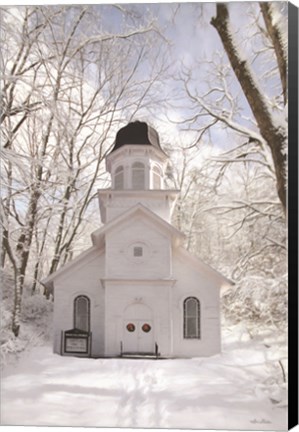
31, 260, 39, 295
31, 215, 51, 294
15, 189, 40, 293
12, 269, 22, 337
49, 202, 69, 275
1, 229, 8, 268
259, 2, 287, 105
211, 3, 287, 213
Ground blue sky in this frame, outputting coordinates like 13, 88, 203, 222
82, 1, 286, 152
3, 1, 288, 154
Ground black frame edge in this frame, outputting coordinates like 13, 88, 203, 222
288, 1, 299, 430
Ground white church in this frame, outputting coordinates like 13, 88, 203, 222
43, 121, 232, 358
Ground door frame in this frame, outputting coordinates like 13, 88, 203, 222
122, 302, 155, 354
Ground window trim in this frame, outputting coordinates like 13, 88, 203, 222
74, 295, 90, 332
132, 161, 145, 189
114, 165, 124, 190
183, 297, 200, 339
152, 166, 162, 189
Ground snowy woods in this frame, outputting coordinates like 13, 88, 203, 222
1, 1, 287, 347
1, 5, 170, 336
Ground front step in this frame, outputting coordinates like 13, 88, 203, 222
120, 342, 160, 359
121, 351, 160, 359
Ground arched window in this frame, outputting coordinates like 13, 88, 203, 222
184, 297, 200, 339
114, 165, 124, 189
152, 166, 162, 189
132, 162, 145, 189
74, 295, 90, 332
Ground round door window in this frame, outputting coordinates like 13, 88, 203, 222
142, 323, 151, 333
126, 323, 135, 332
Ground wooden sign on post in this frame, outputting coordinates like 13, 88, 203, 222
63, 329, 91, 356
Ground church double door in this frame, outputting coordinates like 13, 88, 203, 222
123, 319, 154, 353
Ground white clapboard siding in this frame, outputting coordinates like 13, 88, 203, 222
105, 218, 172, 279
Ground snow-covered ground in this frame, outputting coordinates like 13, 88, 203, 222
1, 325, 287, 430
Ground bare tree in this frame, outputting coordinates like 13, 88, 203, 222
178, 3, 287, 214
1, 4, 170, 335
210, 2, 287, 212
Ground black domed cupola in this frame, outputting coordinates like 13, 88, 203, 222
112, 121, 161, 152
105, 120, 169, 192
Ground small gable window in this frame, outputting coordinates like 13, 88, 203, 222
114, 165, 124, 189
126, 242, 149, 262
133, 246, 143, 257
184, 297, 200, 339
74, 295, 90, 332
132, 162, 145, 189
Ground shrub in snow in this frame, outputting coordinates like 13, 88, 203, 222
1, 308, 12, 335
1, 272, 53, 368
21, 294, 53, 322
1, 332, 28, 367
1, 272, 15, 301
222, 274, 287, 328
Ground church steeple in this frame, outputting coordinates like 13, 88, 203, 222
98, 121, 179, 223
106, 121, 168, 191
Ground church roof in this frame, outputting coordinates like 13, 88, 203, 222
91, 203, 185, 249
41, 205, 233, 292
111, 121, 162, 153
